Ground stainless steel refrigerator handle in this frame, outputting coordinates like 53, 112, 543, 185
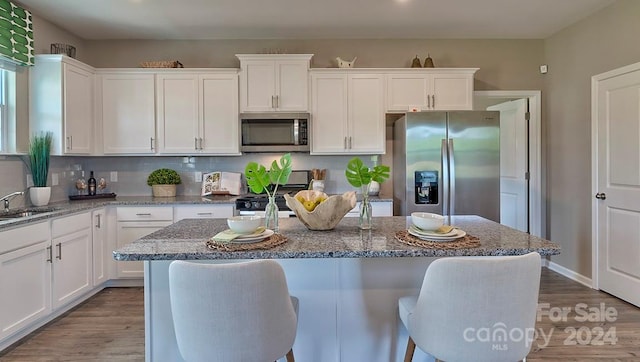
448, 139, 456, 216
441, 139, 449, 215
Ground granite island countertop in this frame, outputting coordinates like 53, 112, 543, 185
113, 215, 561, 260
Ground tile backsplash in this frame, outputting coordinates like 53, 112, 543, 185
0, 154, 393, 204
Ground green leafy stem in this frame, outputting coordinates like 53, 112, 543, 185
244, 153, 292, 198
345, 157, 390, 188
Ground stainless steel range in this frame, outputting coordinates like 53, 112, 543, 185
235, 170, 310, 217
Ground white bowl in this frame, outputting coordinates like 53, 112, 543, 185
411, 212, 445, 230
227, 216, 262, 234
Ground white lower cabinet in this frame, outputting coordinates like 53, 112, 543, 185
92, 208, 108, 286
51, 212, 93, 310
173, 204, 234, 221
0, 222, 51, 341
345, 201, 393, 218
116, 207, 173, 278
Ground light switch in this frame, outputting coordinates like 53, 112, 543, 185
52, 173, 59, 186
540, 64, 548, 74
195, 171, 202, 182
110, 171, 118, 182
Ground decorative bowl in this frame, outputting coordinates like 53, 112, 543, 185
227, 216, 262, 234
411, 212, 445, 230
285, 191, 357, 230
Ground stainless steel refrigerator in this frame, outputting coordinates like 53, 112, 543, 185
393, 111, 500, 222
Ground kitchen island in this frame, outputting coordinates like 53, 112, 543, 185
114, 216, 560, 362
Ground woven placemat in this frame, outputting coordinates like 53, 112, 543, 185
395, 230, 481, 249
205, 233, 288, 251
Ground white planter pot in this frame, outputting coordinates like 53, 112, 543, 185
152, 184, 177, 197
30, 186, 51, 206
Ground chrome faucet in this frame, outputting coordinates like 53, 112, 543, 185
1, 191, 24, 212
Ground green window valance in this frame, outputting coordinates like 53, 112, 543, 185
0, 0, 34, 66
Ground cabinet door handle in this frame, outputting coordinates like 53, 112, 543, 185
136, 213, 152, 216
344, 137, 347, 149
150, 137, 155, 150
197, 212, 213, 216
275, 95, 279, 109
70, 136, 73, 150
271, 95, 276, 109
66, 136, 71, 150
199, 138, 203, 150
427, 94, 431, 108
56, 243, 62, 260
95, 214, 101, 228
46, 245, 53, 263
432, 95, 435, 108
195, 137, 198, 150
348, 136, 352, 149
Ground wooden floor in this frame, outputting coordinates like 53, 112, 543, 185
0, 269, 638, 361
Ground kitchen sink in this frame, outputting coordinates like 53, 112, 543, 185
0, 207, 61, 220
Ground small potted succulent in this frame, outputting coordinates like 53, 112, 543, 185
147, 168, 182, 197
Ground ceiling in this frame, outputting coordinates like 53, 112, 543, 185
17, 0, 616, 40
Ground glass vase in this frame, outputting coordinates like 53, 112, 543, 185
359, 184, 373, 230
265, 195, 279, 232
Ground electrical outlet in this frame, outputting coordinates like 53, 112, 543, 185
26, 174, 33, 187
540, 64, 548, 74
110, 171, 118, 182
195, 171, 202, 182
52, 173, 59, 186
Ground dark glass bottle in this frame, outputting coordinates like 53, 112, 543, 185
88, 171, 97, 196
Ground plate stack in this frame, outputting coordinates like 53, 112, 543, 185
409, 212, 465, 242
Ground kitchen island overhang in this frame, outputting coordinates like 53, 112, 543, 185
113, 215, 561, 261
114, 216, 560, 362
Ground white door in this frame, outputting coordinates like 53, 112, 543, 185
156, 74, 199, 154
52, 228, 92, 309
63, 64, 93, 154
200, 74, 240, 154
310, 72, 348, 154
348, 74, 385, 153
594, 62, 640, 307
101, 73, 156, 154
489, 99, 528, 232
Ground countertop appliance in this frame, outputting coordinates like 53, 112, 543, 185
393, 111, 500, 222
235, 170, 311, 217
240, 112, 310, 153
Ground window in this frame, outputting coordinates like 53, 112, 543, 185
0, 69, 7, 151
0, 67, 16, 153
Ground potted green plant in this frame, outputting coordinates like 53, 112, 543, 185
147, 168, 182, 197
345, 157, 390, 229
28, 132, 53, 206
244, 153, 292, 231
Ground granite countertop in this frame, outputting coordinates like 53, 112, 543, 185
0, 194, 393, 229
0, 195, 239, 229
113, 215, 561, 260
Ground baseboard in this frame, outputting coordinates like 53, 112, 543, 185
545, 260, 593, 288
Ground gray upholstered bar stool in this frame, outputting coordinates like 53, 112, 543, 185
169, 260, 298, 362
398, 252, 541, 362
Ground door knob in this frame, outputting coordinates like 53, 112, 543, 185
595, 193, 606, 200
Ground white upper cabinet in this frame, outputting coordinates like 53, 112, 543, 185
237, 54, 312, 112
385, 69, 477, 112
157, 71, 240, 155
311, 70, 385, 154
30, 55, 94, 155
97, 72, 157, 154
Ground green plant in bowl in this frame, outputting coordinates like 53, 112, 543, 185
147, 168, 182, 186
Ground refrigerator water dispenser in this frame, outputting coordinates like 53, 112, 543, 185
415, 171, 438, 204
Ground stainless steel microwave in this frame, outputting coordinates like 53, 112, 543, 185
240, 112, 310, 153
